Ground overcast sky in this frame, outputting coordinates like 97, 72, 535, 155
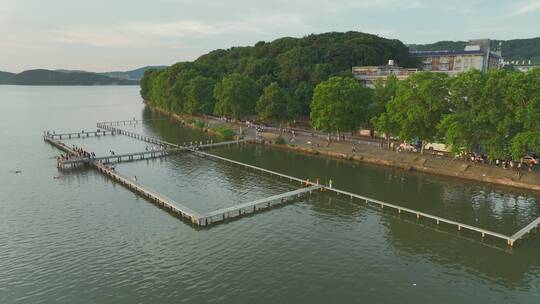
1, 0, 539, 73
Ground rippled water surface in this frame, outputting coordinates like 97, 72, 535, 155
1, 86, 540, 304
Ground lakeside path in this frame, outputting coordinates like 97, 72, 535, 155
147, 105, 540, 193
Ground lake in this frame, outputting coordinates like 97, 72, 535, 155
1, 86, 539, 303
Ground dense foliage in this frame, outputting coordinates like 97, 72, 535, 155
214, 73, 258, 119
140, 31, 540, 161
386, 72, 450, 154
256, 82, 300, 127
375, 69, 540, 159
310, 77, 371, 135
140, 31, 414, 119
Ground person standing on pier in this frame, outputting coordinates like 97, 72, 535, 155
134, 176, 138, 182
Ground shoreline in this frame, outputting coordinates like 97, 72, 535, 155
144, 103, 540, 193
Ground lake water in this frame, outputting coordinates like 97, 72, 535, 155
1, 86, 539, 303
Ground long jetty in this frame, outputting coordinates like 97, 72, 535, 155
54, 140, 248, 169
201, 185, 321, 225
46, 130, 116, 140
95, 162, 204, 225
42, 120, 540, 247
96, 118, 166, 126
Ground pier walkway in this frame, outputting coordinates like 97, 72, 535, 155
52, 138, 247, 169
96, 118, 166, 126
46, 130, 116, 140
201, 185, 321, 225
95, 162, 204, 225
43, 120, 540, 247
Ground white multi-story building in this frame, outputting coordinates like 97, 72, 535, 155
409, 39, 502, 75
352, 60, 418, 88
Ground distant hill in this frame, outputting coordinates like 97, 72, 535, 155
0, 71, 15, 83
409, 37, 540, 64
142, 31, 416, 115
100, 66, 167, 80
0, 69, 138, 85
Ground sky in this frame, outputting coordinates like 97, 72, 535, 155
1, 0, 540, 73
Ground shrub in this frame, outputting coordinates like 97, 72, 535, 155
210, 125, 235, 140
274, 136, 286, 144
194, 120, 205, 129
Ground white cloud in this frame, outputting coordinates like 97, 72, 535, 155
44, 13, 308, 48
512, 0, 540, 15
124, 21, 218, 37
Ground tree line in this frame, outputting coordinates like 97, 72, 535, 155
142, 65, 540, 161
139, 31, 538, 161
140, 31, 413, 116
373, 69, 540, 160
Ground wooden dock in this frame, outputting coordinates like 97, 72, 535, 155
200, 185, 321, 225
327, 187, 513, 244
43, 123, 540, 247
191, 150, 533, 246
53, 138, 248, 169
97, 123, 176, 147
95, 162, 204, 225
510, 216, 540, 246
96, 118, 165, 126
46, 130, 116, 140
58, 148, 185, 168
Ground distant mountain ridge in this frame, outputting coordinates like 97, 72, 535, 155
53, 66, 167, 81
100, 66, 167, 80
409, 37, 540, 64
0, 69, 138, 85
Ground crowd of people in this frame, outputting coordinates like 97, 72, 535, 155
462, 152, 538, 172
57, 145, 95, 161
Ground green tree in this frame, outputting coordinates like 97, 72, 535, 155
437, 70, 487, 154
507, 68, 540, 159
213, 73, 258, 119
510, 131, 540, 160
476, 70, 517, 159
387, 72, 449, 154
372, 111, 399, 148
369, 74, 398, 119
294, 82, 314, 116
310, 76, 372, 139
184, 76, 217, 115
256, 82, 300, 129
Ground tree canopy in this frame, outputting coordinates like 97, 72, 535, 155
385, 72, 449, 153
256, 82, 299, 125
310, 76, 372, 135
139, 31, 540, 162
140, 31, 414, 118
213, 73, 258, 119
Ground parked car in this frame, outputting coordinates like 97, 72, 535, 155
424, 142, 450, 153
398, 142, 418, 152
522, 155, 539, 166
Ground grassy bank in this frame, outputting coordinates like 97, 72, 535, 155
148, 104, 235, 141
